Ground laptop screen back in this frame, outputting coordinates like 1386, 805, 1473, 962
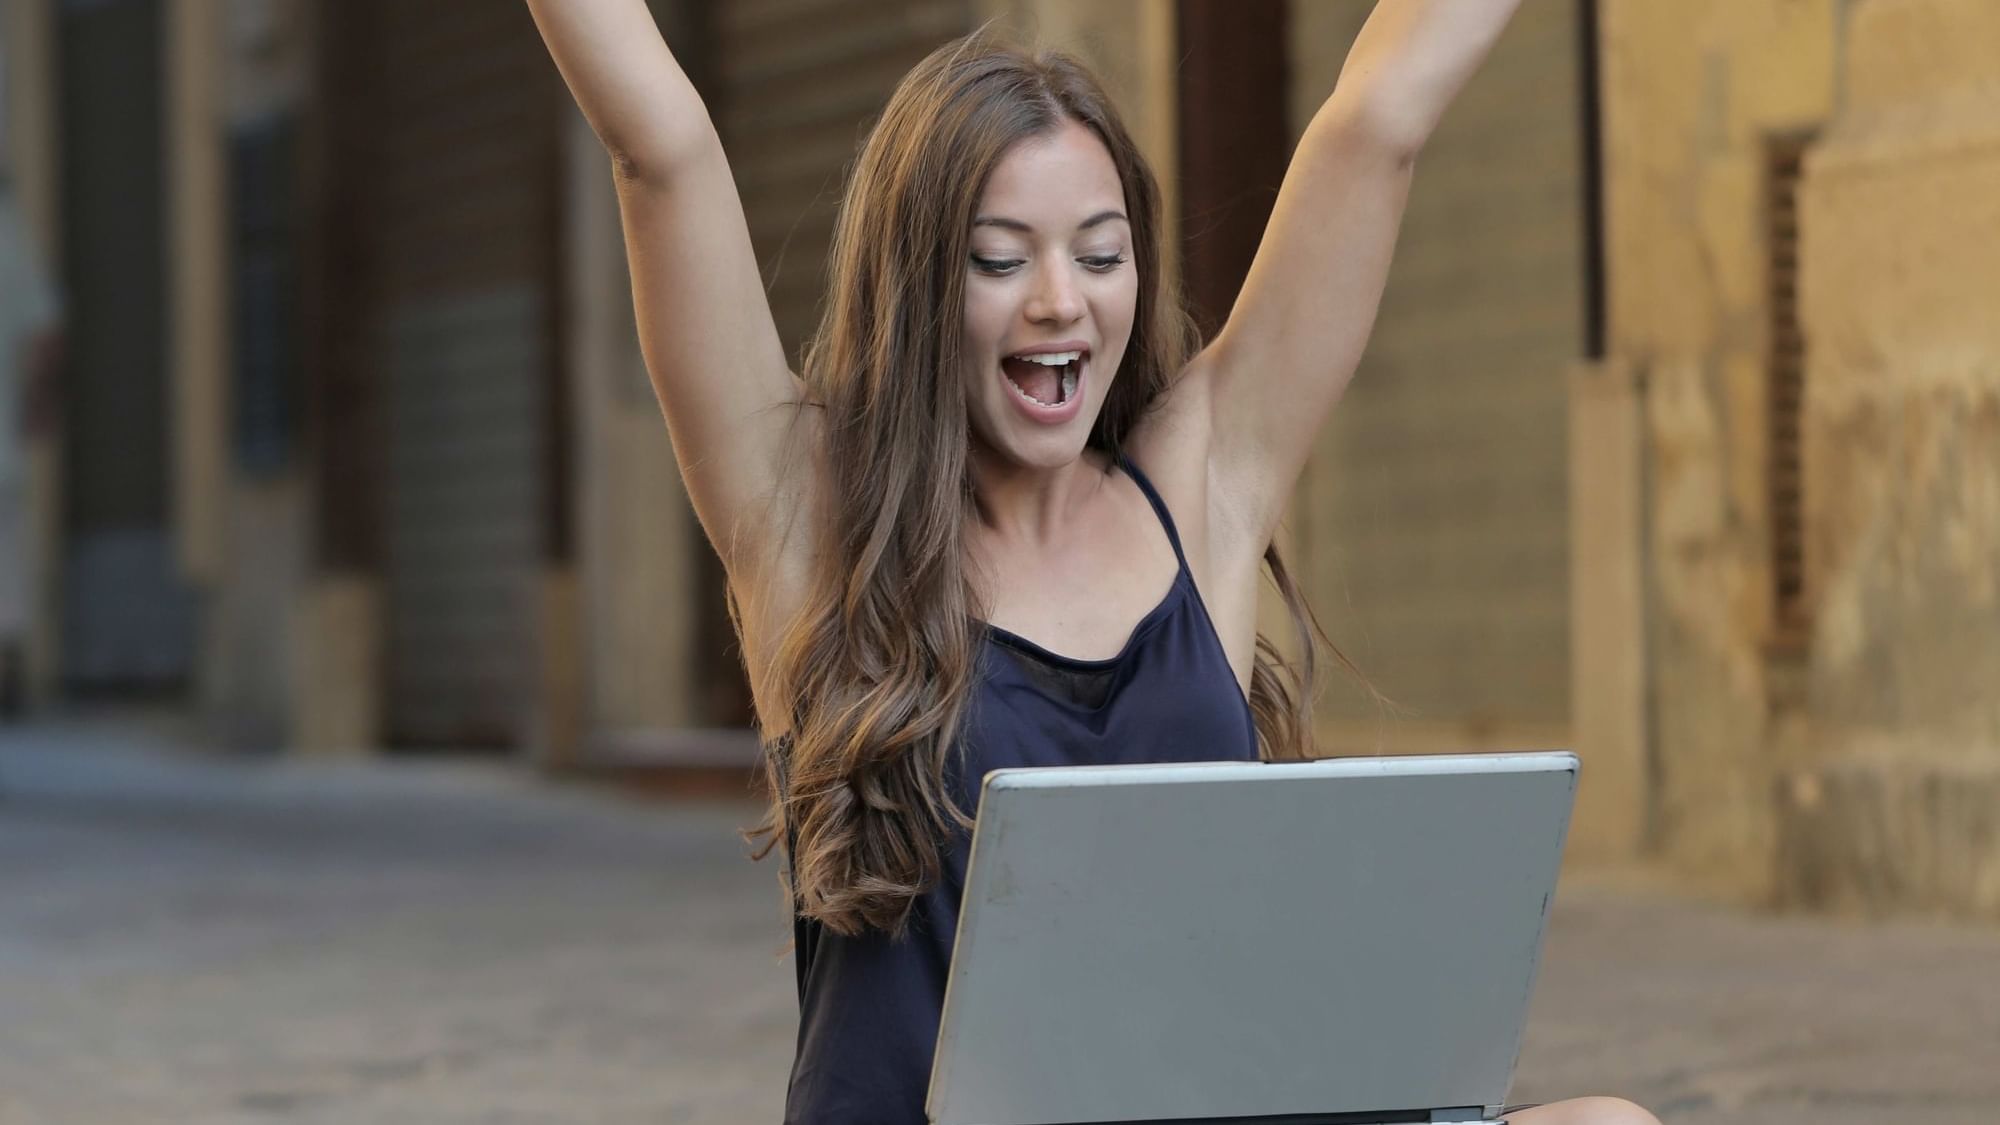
927, 753, 1578, 1125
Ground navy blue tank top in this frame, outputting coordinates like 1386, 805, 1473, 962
781, 453, 1259, 1124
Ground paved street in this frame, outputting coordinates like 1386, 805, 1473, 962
3, 718, 1997, 1124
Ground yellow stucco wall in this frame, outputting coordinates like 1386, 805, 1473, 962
1800, 0, 2000, 743
1776, 0, 2000, 916
1598, 0, 1840, 898
1605, 0, 2000, 917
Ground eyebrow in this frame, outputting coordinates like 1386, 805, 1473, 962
972, 210, 1130, 234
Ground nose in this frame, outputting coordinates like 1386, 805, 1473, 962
1024, 258, 1086, 326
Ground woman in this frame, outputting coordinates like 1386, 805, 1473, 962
527, 3, 1660, 1123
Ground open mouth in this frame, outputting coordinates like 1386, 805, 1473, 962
1000, 349, 1084, 408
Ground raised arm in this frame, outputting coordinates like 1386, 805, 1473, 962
526, 0, 811, 579
1194, 0, 1523, 546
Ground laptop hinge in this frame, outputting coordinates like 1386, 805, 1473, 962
1429, 1109, 1490, 1123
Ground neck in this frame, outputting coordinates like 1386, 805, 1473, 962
965, 441, 1115, 548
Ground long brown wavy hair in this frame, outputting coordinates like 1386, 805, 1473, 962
747, 32, 1361, 938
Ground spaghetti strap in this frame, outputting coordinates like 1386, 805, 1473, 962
1115, 451, 1191, 574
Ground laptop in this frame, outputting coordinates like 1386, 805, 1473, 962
926, 751, 1579, 1125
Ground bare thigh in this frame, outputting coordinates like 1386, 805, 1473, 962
1502, 1096, 1662, 1125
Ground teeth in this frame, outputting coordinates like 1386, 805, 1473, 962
1009, 378, 1058, 407
1012, 351, 1081, 366
1008, 372, 1072, 406
1008, 380, 1056, 406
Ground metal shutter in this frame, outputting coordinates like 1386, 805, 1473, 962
57, 0, 198, 692
329, 0, 561, 748
1297, 0, 1587, 729
716, 0, 971, 356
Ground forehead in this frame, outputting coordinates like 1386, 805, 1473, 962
975, 119, 1126, 229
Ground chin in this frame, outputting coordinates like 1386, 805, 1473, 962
971, 411, 1097, 473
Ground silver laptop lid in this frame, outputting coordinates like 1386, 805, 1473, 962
928, 752, 1578, 1125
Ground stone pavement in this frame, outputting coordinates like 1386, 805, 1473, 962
2, 717, 1997, 1124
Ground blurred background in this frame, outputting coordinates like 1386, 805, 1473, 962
2, 0, 1998, 1121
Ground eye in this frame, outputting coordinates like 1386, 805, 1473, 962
1081, 254, 1129, 273
970, 254, 1024, 275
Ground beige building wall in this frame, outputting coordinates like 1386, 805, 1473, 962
167, 0, 227, 594
206, 0, 324, 752
1287, 0, 1583, 757
1602, 0, 2000, 918
1599, 0, 1843, 899
565, 102, 705, 745
1775, 0, 2000, 917
3, 0, 65, 707
2, 0, 60, 246
1599, 0, 1840, 900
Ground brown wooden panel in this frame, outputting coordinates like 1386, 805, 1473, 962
1176, 0, 1290, 341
